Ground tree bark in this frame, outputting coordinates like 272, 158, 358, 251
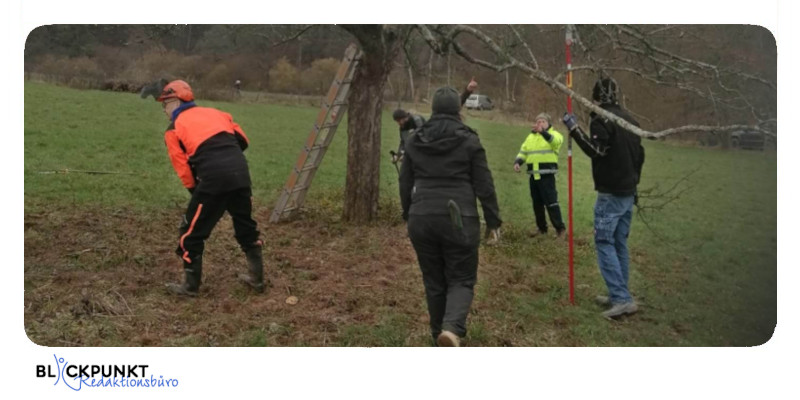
407, 63, 415, 102
427, 49, 433, 101
340, 25, 407, 224
511, 74, 517, 102
505, 69, 510, 101
447, 51, 451, 86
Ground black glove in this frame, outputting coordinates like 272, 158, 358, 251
562, 113, 578, 132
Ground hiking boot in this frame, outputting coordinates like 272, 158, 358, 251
437, 331, 460, 347
238, 241, 265, 293
594, 295, 611, 307
528, 230, 547, 238
602, 301, 638, 319
166, 259, 202, 297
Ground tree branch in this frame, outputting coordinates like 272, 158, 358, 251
416, 24, 775, 139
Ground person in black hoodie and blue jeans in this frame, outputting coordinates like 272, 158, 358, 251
399, 87, 501, 346
563, 77, 645, 319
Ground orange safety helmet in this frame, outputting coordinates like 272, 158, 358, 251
157, 80, 194, 102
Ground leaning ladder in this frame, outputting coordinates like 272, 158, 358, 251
269, 43, 362, 223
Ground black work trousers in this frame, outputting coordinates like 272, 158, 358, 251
176, 186, 260, 265
407, 214, 480, 342
529, 174, 565, 233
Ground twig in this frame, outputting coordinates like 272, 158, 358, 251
635, 168, 704, 252
111, 289, 134, 316
264, 25, 316, 48
68, 248, 93, 257
416, 24, 774, 139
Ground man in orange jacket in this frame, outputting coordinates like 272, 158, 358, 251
156, 80, 265, 296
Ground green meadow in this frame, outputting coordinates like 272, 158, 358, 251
24, 81, 776, 346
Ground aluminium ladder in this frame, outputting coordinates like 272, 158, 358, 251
269, 43, 362, 223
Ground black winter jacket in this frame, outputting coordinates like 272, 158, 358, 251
398, 114, 425, 154
399, 114, 501, 229
571, 103, 645, 196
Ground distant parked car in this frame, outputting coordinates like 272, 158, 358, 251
730, 129, 765, 150
464, 94, 494, 110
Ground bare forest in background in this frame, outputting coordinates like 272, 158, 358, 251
24, 24, 776, 145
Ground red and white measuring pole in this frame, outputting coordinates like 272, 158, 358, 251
565, 25, 575, 305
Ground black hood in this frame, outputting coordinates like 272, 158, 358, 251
409, 114, 469, 155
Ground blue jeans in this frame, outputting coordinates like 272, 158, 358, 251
594, 192, 635, 304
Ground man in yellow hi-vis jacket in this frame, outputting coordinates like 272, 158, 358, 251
513, 113, 566, 237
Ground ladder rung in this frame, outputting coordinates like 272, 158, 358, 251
271, 43, 360, 224
279, 206, 297, 214
297, 164, 317, 173
289, 184, 311, 194
315, 123, 339, 131
306, 144, 329, 152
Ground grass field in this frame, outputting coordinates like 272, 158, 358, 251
23, 81, 777, 346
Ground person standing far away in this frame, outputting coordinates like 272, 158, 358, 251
391, 77, 479, 166
513, 112, 566, 238
562, 77, 645, 319
156, 80, 266, 296
233, 79, 242, 98
399, 86, 501, 347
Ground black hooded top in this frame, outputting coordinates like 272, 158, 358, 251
571, 102, 645, 196
398, 114, 501, 229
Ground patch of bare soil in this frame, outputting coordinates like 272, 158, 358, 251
24, 205, 428, 346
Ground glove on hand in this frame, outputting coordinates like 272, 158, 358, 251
562, 113, 579, 132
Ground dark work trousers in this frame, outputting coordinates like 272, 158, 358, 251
407, 214, 480, 342
529, 174, 566, 233
176, 186, 261, 266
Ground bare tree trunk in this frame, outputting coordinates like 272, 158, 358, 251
386, 77, 395, 100
511, 75, 517, 102
447, 52, 451, 86
297, 45, 303, 67
185, 25, 192, 52
426, 49, 433, 102
407, 63, 415, 102
505, 69, 510, 101
340, 25, 408, 224
344, 58, 387, 223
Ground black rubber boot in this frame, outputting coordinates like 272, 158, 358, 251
166, 258, 202, 297
239, 243, 265, 293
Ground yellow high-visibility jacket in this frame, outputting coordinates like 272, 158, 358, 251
515, 127, 563, 180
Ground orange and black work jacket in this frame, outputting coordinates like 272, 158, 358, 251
164, 104, 252, 194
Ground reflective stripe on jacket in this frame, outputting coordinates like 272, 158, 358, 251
515, 127, 563, 179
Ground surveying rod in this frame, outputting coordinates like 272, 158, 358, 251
565, 25, 575, 305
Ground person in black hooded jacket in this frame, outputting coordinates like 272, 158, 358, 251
399, 86, 501, 347
562, 77, 645, 320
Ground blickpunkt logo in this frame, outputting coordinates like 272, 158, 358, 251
36, 354, 179, 391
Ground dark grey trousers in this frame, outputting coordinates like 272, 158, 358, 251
407, 214, 480, 341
